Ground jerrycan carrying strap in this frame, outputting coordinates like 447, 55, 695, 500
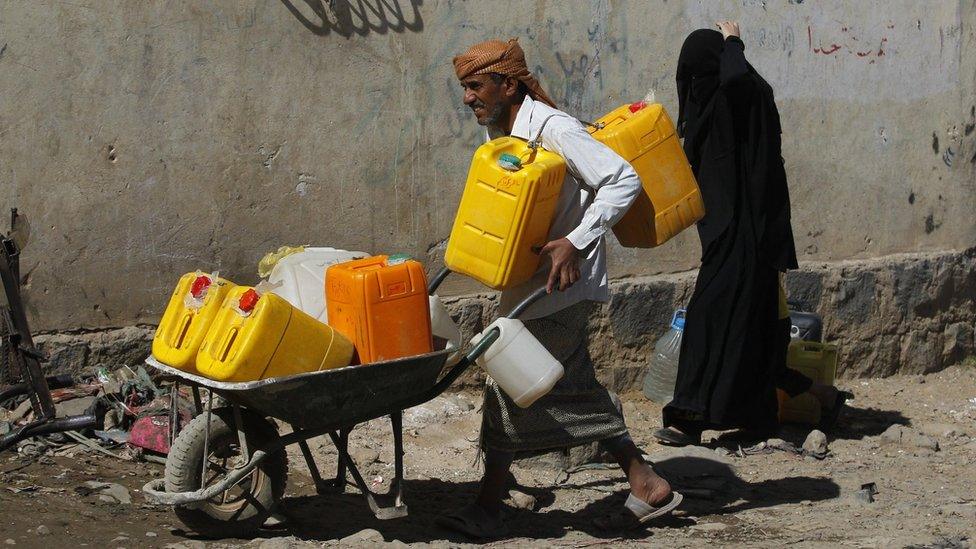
526, 113, 603, 151
525, 113, 602, 190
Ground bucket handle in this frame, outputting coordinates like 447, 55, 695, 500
796, 341, 826, 357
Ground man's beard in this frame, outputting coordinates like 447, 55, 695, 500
474, 102, 505, 127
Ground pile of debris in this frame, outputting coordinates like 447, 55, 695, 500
1, 365, 196, 463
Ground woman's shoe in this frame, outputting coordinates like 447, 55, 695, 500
652, 427, 702, 446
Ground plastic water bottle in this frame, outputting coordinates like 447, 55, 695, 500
642, 309, 686, 404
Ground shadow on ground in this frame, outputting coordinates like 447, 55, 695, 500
703, 402, 912, 451
827, 404, 911, 440
222, 454, 841, 544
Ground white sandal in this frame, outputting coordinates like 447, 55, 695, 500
624, 491, 684, 523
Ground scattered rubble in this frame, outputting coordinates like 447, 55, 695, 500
852, 482, 879, 504
2, 364, 198, 464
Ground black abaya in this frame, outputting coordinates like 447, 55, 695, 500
663, 30, 799, 432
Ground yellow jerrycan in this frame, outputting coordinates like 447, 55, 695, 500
196, 286, 354, 382
777, 341, 839, 425
445, 136, 566, 290
589, 101, 705, 248
152, 272, 236, 374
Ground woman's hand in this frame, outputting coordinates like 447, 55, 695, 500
716, 20, 740, 40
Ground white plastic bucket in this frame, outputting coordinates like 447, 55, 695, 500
267, 247, 367, 323
429, 295, 461, 350
473, 317, 563, 408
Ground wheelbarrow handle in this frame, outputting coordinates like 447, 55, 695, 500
427, 267, 451, 295
424, 327, 500, 400
428, 266, 548, 320
504, 287, 548, 320
423, 285, 545, 397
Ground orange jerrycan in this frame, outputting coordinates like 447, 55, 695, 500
326, 254, 432, 364
777, 341, 839, 425
589, 101, 705, 248
152, 272, 236, 373
196, 286, 354, 382
445, 137, 566, 289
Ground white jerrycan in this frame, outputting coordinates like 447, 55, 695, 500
268, 247, 367, 323
428, 294, 462, 350
473, 317, 563, 408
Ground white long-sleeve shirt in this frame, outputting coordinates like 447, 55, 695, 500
489, 95, 642, 320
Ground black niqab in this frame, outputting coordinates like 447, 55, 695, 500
676, 29, 723, 146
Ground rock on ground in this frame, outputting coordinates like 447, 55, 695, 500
803, 430, 829, 455
81, 481, 132, 504
880, 424, 941, 451
339, 528, 385, 545
402, 395, 476, 428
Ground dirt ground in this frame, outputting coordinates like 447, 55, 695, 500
2, 364, 976, 549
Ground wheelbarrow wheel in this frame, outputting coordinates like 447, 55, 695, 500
165, 407, 287, 538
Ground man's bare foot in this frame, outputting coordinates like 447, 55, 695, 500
592, 460, 681, 529
627, 462, 672, 507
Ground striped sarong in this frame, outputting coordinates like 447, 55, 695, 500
481, 301, 628, 454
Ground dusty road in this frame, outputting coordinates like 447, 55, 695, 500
2, 364, 975, 548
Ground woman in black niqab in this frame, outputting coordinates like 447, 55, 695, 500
655, 25, 805, 444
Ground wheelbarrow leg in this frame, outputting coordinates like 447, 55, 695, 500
325, 429, 353, 495
231, 403, 249, 459
200, 390, 213, 490
390, 411, 406, 510
297, 439, 334, 495
329, 422, 408, 520
168, 381, 180, 448
191, 386, 203, 415
336, 428, 349, 492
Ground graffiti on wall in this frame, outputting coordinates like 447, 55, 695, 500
684, 0, 962, 101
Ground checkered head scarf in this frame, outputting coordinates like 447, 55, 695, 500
453, 38, 556, 108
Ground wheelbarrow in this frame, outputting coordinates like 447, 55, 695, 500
142, 274, 544, 538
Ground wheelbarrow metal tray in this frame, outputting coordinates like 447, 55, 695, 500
145, 351, 451, 431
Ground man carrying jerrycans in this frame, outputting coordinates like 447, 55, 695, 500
436, 38, 682, 537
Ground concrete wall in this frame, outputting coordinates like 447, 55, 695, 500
34, 247, 976, 385
1, 0, 974, 333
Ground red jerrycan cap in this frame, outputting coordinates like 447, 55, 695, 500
189, 275, 212, 299
629, 100, 647, 113
238, 289, 260, 313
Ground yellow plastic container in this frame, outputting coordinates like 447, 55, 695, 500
196, 286, 354, 382
590, 102, 705, 248
445, 136, 566, 290
778, 341, 839, 425
152, 272, 236, 374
